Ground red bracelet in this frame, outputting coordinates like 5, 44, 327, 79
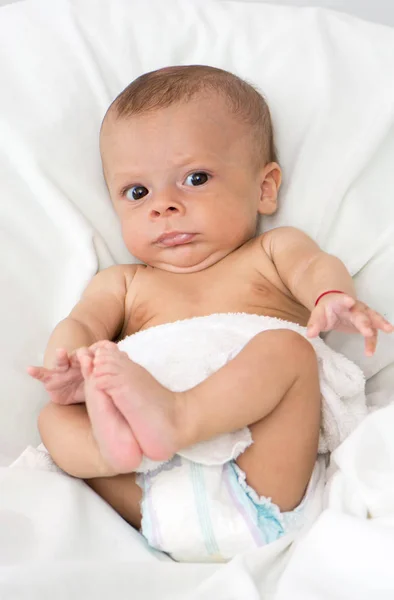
314, 290, 345, 306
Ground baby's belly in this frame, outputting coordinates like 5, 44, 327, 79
134, 303, 309, 334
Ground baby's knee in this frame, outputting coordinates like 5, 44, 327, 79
283, 330, 318, 375
254, 328, 314, 353
253, 329, 318, 373
285, 330, 317, 359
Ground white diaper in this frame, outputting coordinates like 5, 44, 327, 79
136, 456, 325, 563
117, 313, 366, 561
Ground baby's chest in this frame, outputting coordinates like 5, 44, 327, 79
126, 271, 282, 333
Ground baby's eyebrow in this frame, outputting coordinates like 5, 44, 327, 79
113, 171, 140, 179
108, 156, 219, 187
171, 155, 198, 167
110, 172, 143, 186
171, 153, 220, 168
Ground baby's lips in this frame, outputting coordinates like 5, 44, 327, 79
155, 232, 196, 247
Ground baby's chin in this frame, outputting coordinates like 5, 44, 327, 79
135, 247, 233, 274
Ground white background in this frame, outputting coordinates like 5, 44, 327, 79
234, 0, 394, 26
3, 0, 394, 27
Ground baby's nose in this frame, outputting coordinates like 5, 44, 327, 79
150, 204, 180, 218
149, 191, 184, 218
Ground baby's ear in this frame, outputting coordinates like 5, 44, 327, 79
258, 163, 282, 215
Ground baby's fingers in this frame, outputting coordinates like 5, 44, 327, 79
369, 311, 394, 334
349, 309, 381, 356
54, 348, 71, 371
364, 331, 378, 357
349, 311, 375, 338
26, 365, 50, 381
363, 312, 393, 357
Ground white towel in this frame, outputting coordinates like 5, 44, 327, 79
117, 313, 368, 473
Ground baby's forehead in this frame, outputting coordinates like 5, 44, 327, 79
100, 107, 260, 185
104, 90, 237, 127
101, 95, 251, 150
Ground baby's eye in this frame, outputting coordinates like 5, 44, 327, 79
184, 172, 209, 187
125, 185, 149, 201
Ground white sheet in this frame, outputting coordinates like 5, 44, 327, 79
2, 445, 323, 599
6, 403, 394, 598
1, 0, 394, 597
244, 0, 394, 27
276, 401, 394, 599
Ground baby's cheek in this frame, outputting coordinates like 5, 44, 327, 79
121, 223, 145, 253
218, 210, 255, 241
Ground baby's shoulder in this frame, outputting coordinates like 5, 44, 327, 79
114, 262, 143, 284
91, 263, 144, 294
243, 232, 274, 264
254, 227, 309, 260
234, 234, 277, 279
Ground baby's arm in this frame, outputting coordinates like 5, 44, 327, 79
43, 264, 133, 367
36, 264, 137, 477
29, 265, 135, 403
261, 227, 393, 354
261, 226, 356, 310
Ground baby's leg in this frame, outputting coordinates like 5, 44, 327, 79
84, 331, 320, 510
186, 328, 321, 511
85, 329, 318, 532
235, 340, 320, 511
87, 473, 142, 530
39, 400, 143, 528
79, 343, 181, 466
78, 349, 143, 473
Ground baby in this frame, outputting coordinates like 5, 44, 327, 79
29, 65, 393, 562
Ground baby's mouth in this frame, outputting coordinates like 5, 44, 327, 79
155, 232, 196, 247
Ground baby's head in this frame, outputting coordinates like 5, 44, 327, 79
100, 65, 281, 273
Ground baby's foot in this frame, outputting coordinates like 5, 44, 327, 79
78, 347, 143, 473
90, 342, 186, 462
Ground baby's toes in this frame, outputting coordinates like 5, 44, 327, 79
94, 344, 122, 360
93, 353, 123, 377
78, 353, 94, 379
90, 340, 118, 353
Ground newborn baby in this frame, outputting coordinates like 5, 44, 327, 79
29, 65, 393, 562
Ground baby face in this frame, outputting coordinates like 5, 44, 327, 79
101, 95, 277, 273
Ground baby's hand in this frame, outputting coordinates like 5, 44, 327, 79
307, 293, 394, 356
27, 348, 86, 405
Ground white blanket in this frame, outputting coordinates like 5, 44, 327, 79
275, 401, 394, 600
5, 402, 394, 599
5, 445, 325, 599
117, 313, 367, 471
